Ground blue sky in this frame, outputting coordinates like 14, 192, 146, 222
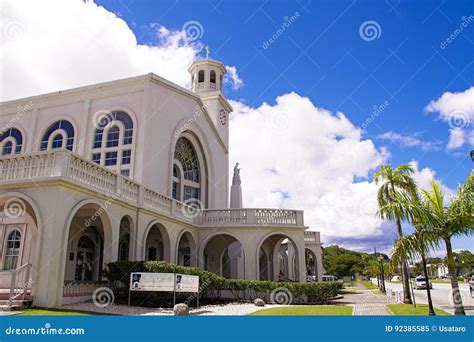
93, 0, 473, 251
2, 0, 472, 254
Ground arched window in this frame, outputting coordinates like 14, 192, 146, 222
3, 230, 21, 270
2, 141, 13, 155
91, 111, 134, 177
173, 137, 202, 204
172, 164, 181, 200
40, 120, 74, 151
0, 128, 23, 155
119, 237, 129, 262
210, 70, 216, 83
198, 70, 205, 83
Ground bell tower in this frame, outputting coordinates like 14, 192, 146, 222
188, 47, 231, 151
188, 46, 226, 95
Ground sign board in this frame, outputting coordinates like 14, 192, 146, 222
175, 274, 199, 293
130, 272, 175, 292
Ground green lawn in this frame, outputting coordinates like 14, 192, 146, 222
249, 305, 353, 316
15, 309, 95, 316
339, 289, 360, 295
372, 290, 385, 295
362, 280, 378, 289
387, 304, 450, 316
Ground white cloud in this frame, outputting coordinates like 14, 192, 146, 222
446, 128, 474, 150
230, 93, 390, 246
225, 65, 243, 90
377, 131, 442, 151
0, 0, 204, 101
425, 87, 474, 149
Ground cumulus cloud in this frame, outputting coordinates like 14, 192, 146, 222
0, 0, 203, 101
229, 93, 391, 248
425, 87, 474, 149
225, 65, 244, 90
377, 131, 442, 151
229, 94, 457, 252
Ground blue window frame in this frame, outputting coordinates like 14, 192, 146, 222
122, 150, 131, 165
92, 153, 101, 164
40, 120, 74, 151
0, 128, 23, 155
104, 151, 117, 166
106, 126, 120, 148
92, 111, 133, 148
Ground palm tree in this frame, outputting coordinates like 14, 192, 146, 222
421, 174, 473, 315
391, 227, 440, 315
374, 164, 417, 304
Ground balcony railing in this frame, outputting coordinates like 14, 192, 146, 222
0, 150, 304, 228
304, 231, 320, 244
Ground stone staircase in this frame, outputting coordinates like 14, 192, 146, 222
0, 291, 33, 311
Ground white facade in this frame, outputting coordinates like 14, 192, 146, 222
0, 57, 323, 308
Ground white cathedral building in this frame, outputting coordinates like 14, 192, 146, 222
0, 56, 323, 308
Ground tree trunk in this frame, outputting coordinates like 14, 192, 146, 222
396, 217, 413, 304
444, 237, 466, 316
421, 251, 435, 315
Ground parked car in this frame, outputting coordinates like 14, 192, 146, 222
469, 276, 474, 294
390, 275, 401, 282
413, 275, 432, 290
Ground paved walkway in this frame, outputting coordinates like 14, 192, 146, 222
332, 281, 394, 315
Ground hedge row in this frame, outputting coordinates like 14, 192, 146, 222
105, 261, 341, 305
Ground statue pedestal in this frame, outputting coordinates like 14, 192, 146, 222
230, 184, 242, 208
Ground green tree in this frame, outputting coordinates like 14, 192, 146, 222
421, 174, 474, 315
374, 164, 418, 304
324, 254, 361, 278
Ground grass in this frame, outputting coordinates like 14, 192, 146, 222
387, 304, 450, 316
339, 289, 360, 294
372, 290, 385, 295
362, 280, 378, 289
15, 309, 96, 316
429, 279, 451, 283
249, 305, 353, 316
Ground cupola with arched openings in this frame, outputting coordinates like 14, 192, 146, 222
188, 58, 226, 95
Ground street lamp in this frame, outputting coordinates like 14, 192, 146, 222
471, 150, 474, 161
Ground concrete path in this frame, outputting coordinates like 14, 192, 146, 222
333, 281, 393, 315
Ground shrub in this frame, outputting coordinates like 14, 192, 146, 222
105, 261, 341, 306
